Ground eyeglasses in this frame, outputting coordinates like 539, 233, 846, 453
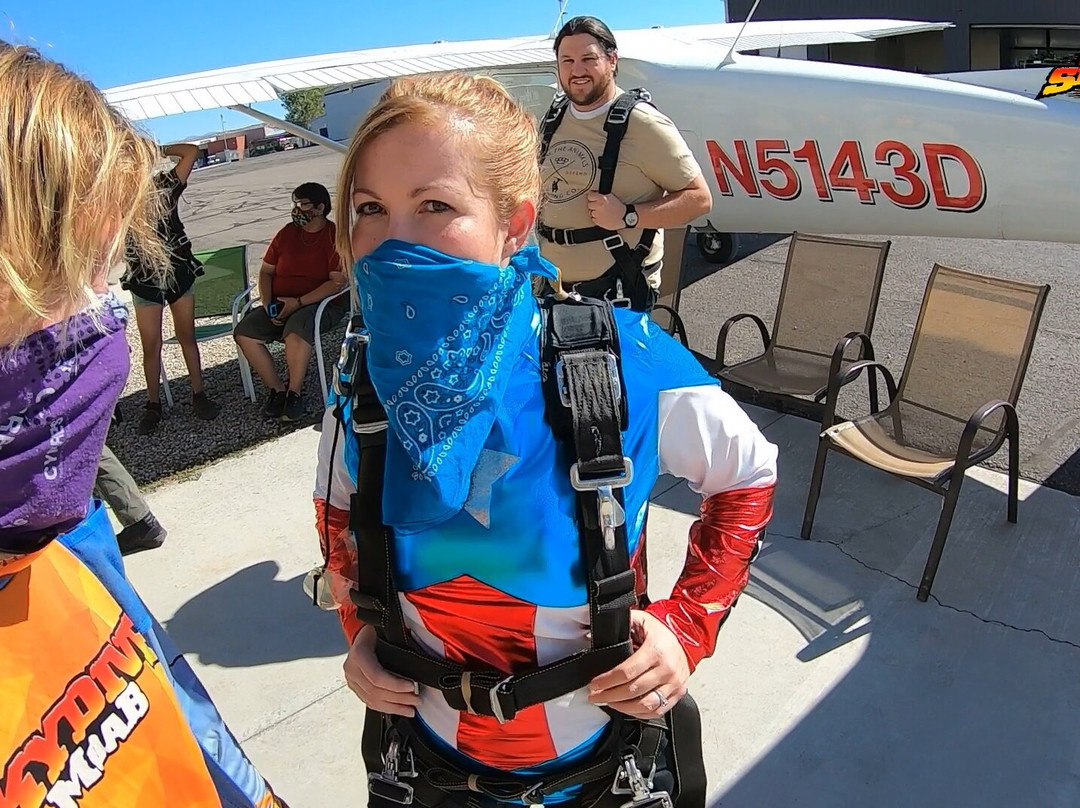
293, 199, 316, 211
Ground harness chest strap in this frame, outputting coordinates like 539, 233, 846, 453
344, 298, 638, 724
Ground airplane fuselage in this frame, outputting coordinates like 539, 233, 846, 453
622, 55, 1079, 244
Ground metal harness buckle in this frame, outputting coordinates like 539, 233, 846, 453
602, 233, 626, 252
608, 278, 631, 308
520, 781, 547, 806
368, 738, 417, 805
607, 105, 631, 126
611, 754, 673, 808
489, 674, 514, 725
570, 461, 633, 552
333, 318, 368, 398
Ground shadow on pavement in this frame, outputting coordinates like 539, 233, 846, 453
165, 560, 346, 667
679, 409, 1080, 806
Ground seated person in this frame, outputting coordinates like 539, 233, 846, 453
234, 182, 349, 422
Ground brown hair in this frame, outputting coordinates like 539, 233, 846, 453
334, 72, 540, 267
0, 44, 166, 346
554, 15, 619, 56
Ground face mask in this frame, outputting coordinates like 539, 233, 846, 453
353, 239, 556, 530
292, 208, 313, 227
0, 300, 129, 551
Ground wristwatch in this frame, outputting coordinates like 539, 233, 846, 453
622, 204, 639, 229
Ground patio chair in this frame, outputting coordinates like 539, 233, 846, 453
801, 264, 1050, 602
650, 226, 690, 347
160, 245, 255, 406
714, 232, 892, 417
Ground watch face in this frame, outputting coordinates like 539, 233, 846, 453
625, 211, 639, 227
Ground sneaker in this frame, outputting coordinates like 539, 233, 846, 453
115, 513, 167, 556
262, 389, 286, 419
136, 402, 162, 435
281, 391, 304, 423
192, 391, 220, 421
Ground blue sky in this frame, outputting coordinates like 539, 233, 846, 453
5, 0, 727, 142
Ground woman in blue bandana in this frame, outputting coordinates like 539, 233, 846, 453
314, 72, 778, 807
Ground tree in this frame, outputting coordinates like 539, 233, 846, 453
279, 88, 325, 129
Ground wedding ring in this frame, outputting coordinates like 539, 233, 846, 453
653, 689, 668, 710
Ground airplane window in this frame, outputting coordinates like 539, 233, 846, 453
477, 70, 559, 120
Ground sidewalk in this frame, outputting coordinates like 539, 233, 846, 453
118, 405, 1080, 807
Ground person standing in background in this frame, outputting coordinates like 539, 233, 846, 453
536, 16, 712, 310
122, 141, 221, 435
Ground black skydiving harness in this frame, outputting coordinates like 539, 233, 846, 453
331, 295, 705, 808
537, 89, 659, 313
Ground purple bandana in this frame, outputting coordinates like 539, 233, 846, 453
0, 300, 128, 550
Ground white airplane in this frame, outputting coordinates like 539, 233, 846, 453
104, 10, 1080, 261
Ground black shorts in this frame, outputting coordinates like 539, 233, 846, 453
233, 298, 349, 346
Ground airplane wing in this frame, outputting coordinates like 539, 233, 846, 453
104, 19, 951, 121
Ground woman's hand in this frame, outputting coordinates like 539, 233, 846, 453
343, 625, 422, 717
587, 610, 690, 719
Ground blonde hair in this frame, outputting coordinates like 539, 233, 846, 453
0, 45, 167, 346
334, 72, 540, 267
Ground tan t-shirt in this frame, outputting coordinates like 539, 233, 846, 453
538, 92, 702, 287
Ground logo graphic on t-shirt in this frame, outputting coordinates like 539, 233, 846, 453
543, 140, 596, 203
0, 614, 159, 808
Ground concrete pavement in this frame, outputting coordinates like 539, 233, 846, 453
114, 402, 1080, 807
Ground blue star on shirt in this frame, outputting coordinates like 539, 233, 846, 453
463, 449, 519, 528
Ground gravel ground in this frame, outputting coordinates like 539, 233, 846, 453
105, 146, 1080, 496
105, 147, 345, 489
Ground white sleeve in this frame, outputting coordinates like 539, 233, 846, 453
314, 405, 355, 510
657, 385, 778, 497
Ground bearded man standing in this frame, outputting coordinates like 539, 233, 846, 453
536, 16, 712, 311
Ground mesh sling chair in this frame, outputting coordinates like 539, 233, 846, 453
801, 264, 1050, 602
714, 232, 892, 417
160, 245, 255, 406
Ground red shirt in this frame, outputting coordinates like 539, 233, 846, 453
264, 221, 342, 299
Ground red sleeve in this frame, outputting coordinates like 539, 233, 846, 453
314, 496, 364, 645
263, 227, 286, 266
645, 483, 775, 671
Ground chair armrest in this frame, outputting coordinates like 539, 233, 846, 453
231, 283, 258, 324
652, 303, 689, 347
954, 399, 1017, 473
315, 286, 349, 322
823, 359, 898, 430
828, 331, 876, 386
715, 313, 771, 372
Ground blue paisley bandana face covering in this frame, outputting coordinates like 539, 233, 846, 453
354, 240, 557, 530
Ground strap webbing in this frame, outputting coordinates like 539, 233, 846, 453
541, 296, 634, 651
538, 92, 569, 165
537, 88, 659, 289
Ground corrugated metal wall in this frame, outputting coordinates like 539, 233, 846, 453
725, 1, 1080, 71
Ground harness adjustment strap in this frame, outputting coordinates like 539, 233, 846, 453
375, 637, 632, 724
